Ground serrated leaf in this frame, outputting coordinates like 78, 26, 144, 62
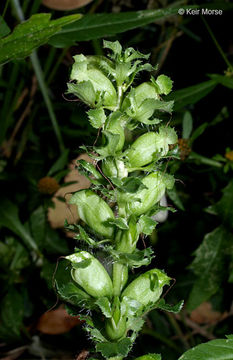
70, 224, 96, 246
0, 13, 81, 64
77, 159, 106, 185
187, 226, 230, 311
106, 217, 129, 230
113, 247, 154, 269
96, 338, 132, 358
87, 326, 107, 343
156, 299, 184, 313
155, 74, 173, 95
137, 215, 157, 235
182, 111, 193, 139
88, 107, 106, 129
179, 337, 233, 360
95, 297, 112, 318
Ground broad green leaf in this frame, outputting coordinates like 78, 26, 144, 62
209, 73, 233, 89
182, 111, 193, 139
187, 226, 229, 311
179, 337, 233, 360
49, 5, 200, 47
211, 180, 233, 229
0, 13, 81, 64
96, 338, 132, 358
0, 287, 24, 342
166, 80, 217, 111
0, 16, 10, 39
47, 149, 69, 176
156, 299, 184, 313
0, 198, 38, 252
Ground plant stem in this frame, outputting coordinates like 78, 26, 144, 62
2, 0, 11, 18
166, 312, 190, 350
11, 0, 65, 154
30, 51, 65, 153
115, 85, 123, 111
201, 15, 233, 72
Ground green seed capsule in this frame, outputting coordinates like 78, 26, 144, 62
104, 112, 126, 153
122, 268, 170, 307
69, 190, 115, 238
127, 172, 174, 216
126, 132, 158, 168
102, 157, 128, 179
69, 54, 117, 109
66, 251, 113, 298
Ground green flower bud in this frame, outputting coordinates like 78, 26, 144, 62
122, 268, 170, 307
102, 157, 128, 179
105, 297, 127, 340
66, 251, 113, 298
127, 172, 175, 216
68, 54, 117, 109
69, 190, 115, 238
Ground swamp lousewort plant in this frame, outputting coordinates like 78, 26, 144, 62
55, 40, 183, 360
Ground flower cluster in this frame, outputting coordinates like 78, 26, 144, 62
55, 40, 182, 359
